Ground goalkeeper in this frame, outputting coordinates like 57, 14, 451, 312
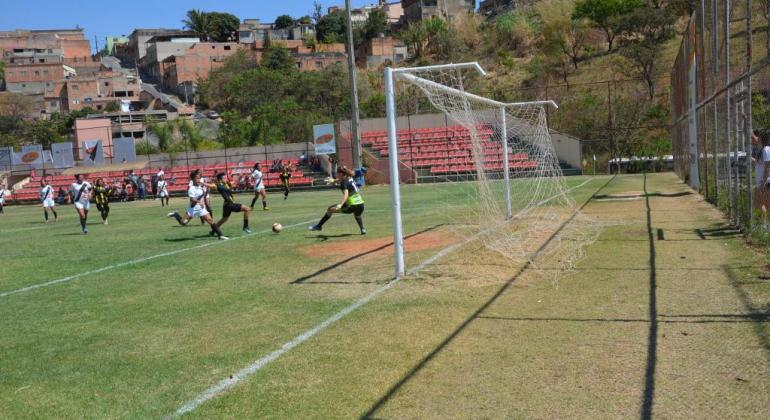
308, 166, 366, 235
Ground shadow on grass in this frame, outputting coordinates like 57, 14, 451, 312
164, 234, 217, 242
476, 315, 764, 324
305, 233, 355, 241
359, 175, 617, 419
595, 191, 692, 200
292, 224, 445, 285
724, 266, 770, 364
53, 232, 85, 236
640, 173, 658, 420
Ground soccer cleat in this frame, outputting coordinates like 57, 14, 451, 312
166, 212, 176, 217
308, 225, 322, 231
243, 228, 252, 234
218, 235, 230, 240
104, 219, 108, 225
263, 207, 270, 211
83, 228, 89, 235
209, 230, 216, 236
360, 228, 367, 235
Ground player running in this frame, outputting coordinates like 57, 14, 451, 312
211, 172, 251, 234
69, 174, 93, 234
250, 163, 269, 211
279, 164, 291, 200
40, 178, 58, 223
0, 183, 7, 214
167, 171, 228, 240
157, 174, 169, 207
93, 178, 111, 225
308, 166, 366, 235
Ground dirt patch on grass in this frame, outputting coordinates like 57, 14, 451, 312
301, 230, 460, 259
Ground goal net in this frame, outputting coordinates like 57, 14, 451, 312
384, 63, 600, 280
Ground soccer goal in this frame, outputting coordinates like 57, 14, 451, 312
384, 62, 588, 278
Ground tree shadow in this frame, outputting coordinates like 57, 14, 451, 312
359, 176, 617, 419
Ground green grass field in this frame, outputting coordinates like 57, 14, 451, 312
1, 173, 768, 419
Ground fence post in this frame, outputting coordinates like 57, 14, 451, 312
746, 0, 754, 231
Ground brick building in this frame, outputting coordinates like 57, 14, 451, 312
355, 36, 407, 68
401, 0, 476, 24
160, 42, 241, 97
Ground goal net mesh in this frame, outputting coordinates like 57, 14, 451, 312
391, 66, 602, 280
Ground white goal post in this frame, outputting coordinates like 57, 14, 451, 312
384, 63, 559, 277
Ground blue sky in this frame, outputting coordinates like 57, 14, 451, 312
0, 0, 375, 51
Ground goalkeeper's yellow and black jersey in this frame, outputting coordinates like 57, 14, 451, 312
216, 181, 235, 204
279, 169, 291, 182
93, 186, 110, 205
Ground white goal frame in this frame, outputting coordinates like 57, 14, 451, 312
384, 62, 558, 277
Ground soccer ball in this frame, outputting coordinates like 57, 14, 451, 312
272, 223, 282, 233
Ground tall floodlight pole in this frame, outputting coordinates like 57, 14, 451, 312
345, 0, 362, 169
385, 67, 405, 277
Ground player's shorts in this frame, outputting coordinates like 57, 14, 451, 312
341, 203, 364, 216
42, 199, 55, 208
158, 191, 168, 198
254, 184, 265, 192
0, 199, 4, 205
74, 201, 90, 210
186, 205, 209, 218
223, 202, 243, 218
96, 202, 109, 212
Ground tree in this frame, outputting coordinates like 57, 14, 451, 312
399, 22, 428, 59
316, 9, 347, 44
183, 9, 212, 41
760, 0, 770, 55
261, 46, 297, 72
538, 0, 590, 69
573, 0, 644, 51
298, 15, 313, 25
312, 1, 325, 25
147, 119, 175, 152
363, 9, 389, 40
0, 93, 33, 120
0, 61, 5, 80
104, 101, 120, 113
183, 10, 239, 42
617, 6, 675, 100
274, 15, 295, 30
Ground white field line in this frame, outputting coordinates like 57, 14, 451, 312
168, 177, 597, 418
0, 225, 50, 235
0, 219, 315, 299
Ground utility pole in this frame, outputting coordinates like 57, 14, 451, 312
345, 0, 362, 169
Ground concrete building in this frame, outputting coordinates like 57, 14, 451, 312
62, 69, 140, 112
380, 1, 406, 27
104, 36, 129, 55
249, 40, 347, 71
122, 29, 194, 65
0, 29, 91, 61
237, 19, 315, 44
74, 118, 113, 158
478, 0, 516, 15
401, 0, 476, 23
160, 42, 241, 98
355, 36, 407, 68
139, 35, 201, 81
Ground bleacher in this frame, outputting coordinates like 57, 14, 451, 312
360, 125, 539, 176
12, 160, 315, 202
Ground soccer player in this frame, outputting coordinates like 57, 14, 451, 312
250, 163, 269, 210
167, 171, 228, 240
0, 183, 7, 214
279, 164, 292, 200
40, 178, 58, 223
309, 166, 366, 235
93, 178, 111, 225
157, 175, 170, 207
211, 172, 251, 234
69, 174, 93, 234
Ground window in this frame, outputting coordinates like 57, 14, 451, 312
21, 84, 26, 88
104, 81, 110, 87
72, 84, 79, 90
39, 59, 44, 63
20, 70, 27, 76
96, 105, 103, 110
43, 70, 49, 75
50, 101, 57, 107
34, 71, 40, 76
224, 45, 231, 50
315, 61, 323, 69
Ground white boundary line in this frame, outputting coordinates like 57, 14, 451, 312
168, 177, 596, 418
0, 219, 315, 299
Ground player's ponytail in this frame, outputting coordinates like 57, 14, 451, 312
337, 166, 355, 177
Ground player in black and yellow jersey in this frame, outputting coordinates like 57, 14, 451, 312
93, 178, 111, 225
211, 172, 252, 234
308, 166, 366, 235
279, 164, 291, 200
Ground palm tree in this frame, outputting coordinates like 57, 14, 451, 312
179, 120, 204, 151
147, 119, 174, 152
183, 9, 212, 41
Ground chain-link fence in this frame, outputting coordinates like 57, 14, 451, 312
671, 0, 770, 231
